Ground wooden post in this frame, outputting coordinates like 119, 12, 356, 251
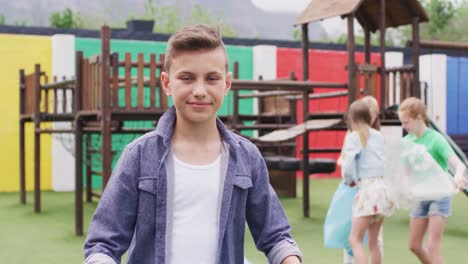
75, 119, 83, 236
347, 14, 357, 105
364, 28, 371, 64
34, 64, 41, 213
364, 28, 371, 94
301, 24, 309, 81
86, 135, 92, 202
100, 26, 112, 190
19, 69, 26, 204
111, 53, 119, 109
75, 51, 84, 236
412, 17, 420, 98
232, 62, 239, 132
301, 22, 310, 217
75, 52, 83, 114
75, 118, 83, 236
302, 90, 310, 218
379, 0, 386, 110
159, 54, 168, 110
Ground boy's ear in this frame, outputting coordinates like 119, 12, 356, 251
224, 72, 232, 96
161, 71, 171, 96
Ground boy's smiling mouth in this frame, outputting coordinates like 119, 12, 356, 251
188, 101, 211, 109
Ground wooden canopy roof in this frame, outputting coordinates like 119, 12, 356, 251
294, 0, 429, 32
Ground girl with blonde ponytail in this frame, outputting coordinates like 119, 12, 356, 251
332, 96, 385, 264
341, 100, 396, 264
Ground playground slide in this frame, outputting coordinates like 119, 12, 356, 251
429, 119, 468, 195
429, 119, 467, 164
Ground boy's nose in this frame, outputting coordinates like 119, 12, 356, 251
193, 82, 207, 96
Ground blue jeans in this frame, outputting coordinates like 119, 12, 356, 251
410, 197, 452, 218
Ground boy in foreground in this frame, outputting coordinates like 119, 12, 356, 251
84, 24, 302, 264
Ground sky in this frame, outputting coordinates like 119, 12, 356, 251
251, 0, 309, 13
251, 0, 346, 38
251, 0, 462, 14
251, 0, 464, 38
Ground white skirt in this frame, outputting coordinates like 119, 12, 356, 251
353, 177, 397, 218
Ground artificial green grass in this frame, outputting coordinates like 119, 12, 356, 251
1, 179, 467, 263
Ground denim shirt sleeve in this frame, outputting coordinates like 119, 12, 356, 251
245, 145, 303, 264
84, 146, 140, 263
342, 132, 362, 185
84, 253, 118, 264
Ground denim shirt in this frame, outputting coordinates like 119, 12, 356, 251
84, 107, 302, 264
342, 128, 386, 184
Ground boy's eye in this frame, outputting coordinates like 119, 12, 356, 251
179, 75, 193, 81
207, 75, 220, 81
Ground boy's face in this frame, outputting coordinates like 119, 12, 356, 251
161, 47, 231, 125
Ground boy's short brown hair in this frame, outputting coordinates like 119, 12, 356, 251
164, 24, 228, 72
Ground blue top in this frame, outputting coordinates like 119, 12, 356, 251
84, 106, 302, 264
342, 128, 386, 184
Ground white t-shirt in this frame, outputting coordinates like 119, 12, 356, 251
166, 151, 225, 264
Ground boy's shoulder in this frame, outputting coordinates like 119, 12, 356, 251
226, 130, 259, 151
220, 129, 264, 162
125, 129, 162, 151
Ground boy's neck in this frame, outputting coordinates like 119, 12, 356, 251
173, 118, 220, 143
171, 118, 223, 165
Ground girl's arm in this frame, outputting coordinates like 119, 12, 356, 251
341, 132, 361, 185
337, 130, 350, 167
448, 154, 468, 190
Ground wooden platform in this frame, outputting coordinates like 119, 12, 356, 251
257, 118, 341, 142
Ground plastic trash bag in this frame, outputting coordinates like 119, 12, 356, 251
324, 180, 358, 255
384, 137, 458, 209
401, 139, 458, 201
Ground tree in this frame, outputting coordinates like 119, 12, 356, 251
133, 0, 237, 37
422, 0, 454, 37
49, 8, 84, 29
0, 14, 5, 25
293, 28, 302, 41
323, 0, 468, 46
330, 28, 397, 47
397, 0, 466, 43
189, 4, 237, 37
437, 1, 468, 42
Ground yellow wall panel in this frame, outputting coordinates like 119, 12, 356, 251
0, 34, 52, 192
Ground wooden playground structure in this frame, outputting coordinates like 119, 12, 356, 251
295, 0, 428, 110
19, 66, 75, 211
20, 26, 168, 235
20, 0, 468, 236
